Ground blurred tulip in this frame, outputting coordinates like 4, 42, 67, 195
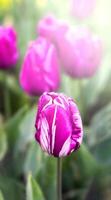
0, 26, 19, 70
70, 0, 96, 19
19, 37, 60, 96
55, 27, 102, 78
35, 92, 83, 157
37, 14, 59, 42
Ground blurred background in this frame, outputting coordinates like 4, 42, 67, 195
0, 0, 111, 200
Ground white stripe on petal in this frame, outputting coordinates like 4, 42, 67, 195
42, 98, 52, 111
40, 134, 48, 152
59, 136, 71, 157
61, 95, 69, 105
40, 117, 50, 153
51, 106, 57, 153
54, 97, 65, 109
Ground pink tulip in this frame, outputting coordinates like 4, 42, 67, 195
55, 27, 102, 78
37, 15, 59, 42
0, 26, 19, 69
70, 0, 96, 19
19, 37, 60, 96
35, 92, 83, 157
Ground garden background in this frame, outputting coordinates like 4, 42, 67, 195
0, 0, 111, 200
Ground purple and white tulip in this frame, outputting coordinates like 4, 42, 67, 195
0, 26, 19, 69
19, 37, 60, 96
35, 92, 83, 157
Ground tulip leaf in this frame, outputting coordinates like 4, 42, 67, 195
24, 142, 56, 200
63, 143, 98, 189
15, 107, 36, 153
75, 144, 99, 178
5, 105, 28, 148
90, 103, 111, 146
0, 191, 4, 200
26, 174, 45, 200
90, 103, 111, 166
0, 131, 8, 161
0, 72, 22, 95
91, 138, 111, 166
83, 59, 111, 108
23, 142, 44, 176
0, 175, 24, 200
37, 156, 56, 200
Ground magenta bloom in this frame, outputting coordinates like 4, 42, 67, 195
0, 26, 19, 69
37, 15, 59, 42
55, 27, 102, 78
70, 0, 96, 19
35, 92, 83, 157
19, 37, 60, 96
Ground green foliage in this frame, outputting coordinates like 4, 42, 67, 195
23, 142, 43, 176
90, 103, 111, 166
26, 173, 45, 200
5, 105, 28, 148
74, 144, 99, 179
63, 143, 98, 193
0, 190, 4, 200
15, 106, 36, 153
37, 156, 56, 200
82, 62, 111, 109
0, 131, 7, 161
0, 176, 24, 200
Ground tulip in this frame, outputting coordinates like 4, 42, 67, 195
37, 14, 59, 42
55, 27, 102, 78
37, 14, 69, 44
19, 37, 60, 96
0, 26, 19, 69
35, 92, 83, 157
70, 0, 96, 19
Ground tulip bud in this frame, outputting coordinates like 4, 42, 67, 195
19, 37, 60, 96
35, 92, 83, 157
0, 26, 19, 69
55, 27, 102, 78
37, 14, 58, 42
70, 0, 96, 19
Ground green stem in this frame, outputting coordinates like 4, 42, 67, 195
78, 80, 85, 117
4, 75, 11, 118
57, 158, 62, 200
